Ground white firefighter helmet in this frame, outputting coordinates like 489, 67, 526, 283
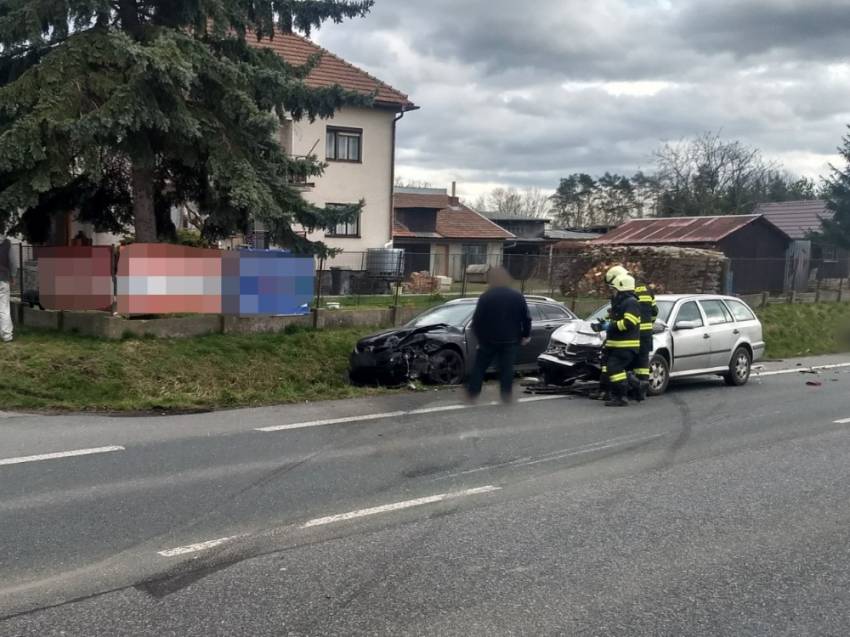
610, 273, 636, 292
604, 265, 629, 285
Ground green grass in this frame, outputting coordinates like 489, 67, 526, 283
757, 302, 850, 359
3, 302, 848, 413
0, 325, 384, 412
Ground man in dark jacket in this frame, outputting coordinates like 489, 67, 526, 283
466, 266, 531, 402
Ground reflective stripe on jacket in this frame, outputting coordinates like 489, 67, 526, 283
635, 283, 657, 332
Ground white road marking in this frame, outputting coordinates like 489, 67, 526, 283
301, 485, 501, 528
257, 397, 570, 432
757, 362, 850, 377
0, 446, 125, 467
158, 535, 243, 558
835, 418, 850, 424
257, 411, 407, 432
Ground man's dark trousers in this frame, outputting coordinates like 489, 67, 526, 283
467, 342, 518, 399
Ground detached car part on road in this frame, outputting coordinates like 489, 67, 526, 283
350, 297, 577, 386
537, 294, 765, 395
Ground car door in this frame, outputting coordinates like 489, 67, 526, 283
698, 299, 738, 367
519, 303, 549, 364
724, 298, 763, 356
670, 300, 713, 372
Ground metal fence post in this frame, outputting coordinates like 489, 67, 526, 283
460, 253, 468, 297
313, 256, 325, 329
18, 242, 23, 299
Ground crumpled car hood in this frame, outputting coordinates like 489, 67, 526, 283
550, 320, 605, 347
356, 323, 454, 351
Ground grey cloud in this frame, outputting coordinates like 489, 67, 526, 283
313, 0, 850, 192
677, 0, 850, 60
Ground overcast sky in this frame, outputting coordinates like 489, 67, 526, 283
314, 0, 850, 200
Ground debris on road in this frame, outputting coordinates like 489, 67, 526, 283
806, 380, 823, 387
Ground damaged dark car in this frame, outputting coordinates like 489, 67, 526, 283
350, 297, 578, 386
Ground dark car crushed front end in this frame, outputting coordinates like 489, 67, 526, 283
349, 324, 462, 386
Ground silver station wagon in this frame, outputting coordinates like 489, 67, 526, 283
538, 294, 766, 395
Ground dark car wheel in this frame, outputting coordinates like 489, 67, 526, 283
427, 348, 465, 385
648, 354, 670, 396
724, 346, 751, 386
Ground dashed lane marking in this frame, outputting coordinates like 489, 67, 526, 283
256, 397, 569, 432
301, 485, 501, 528
0, 446, 125, 467
158, 535, 244, 558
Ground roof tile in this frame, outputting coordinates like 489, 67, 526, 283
249, 33, 415, 109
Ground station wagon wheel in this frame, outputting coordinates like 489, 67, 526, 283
724, 346, 752, 386
648, 354, 670, 396
428, 349, 465, 385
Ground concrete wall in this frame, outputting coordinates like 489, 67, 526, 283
285, 106, 396, 253
9, 303, 421, 340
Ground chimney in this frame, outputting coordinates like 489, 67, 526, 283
449, 181, 459, 206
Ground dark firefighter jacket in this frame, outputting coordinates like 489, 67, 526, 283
635, 283, 658, 333
606, 291, 641, 350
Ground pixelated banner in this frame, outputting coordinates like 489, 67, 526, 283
37, 246, 114, 311
221, 249, 314, 316
117, 244, 314, 316
117, 244, 223, 315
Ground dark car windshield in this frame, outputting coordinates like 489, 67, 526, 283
586, 300, 675, 324
406, 303, 475, 328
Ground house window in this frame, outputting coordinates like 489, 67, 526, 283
326, 127, 362, 162
462, 244, 488, 265
326, 204, 361, 238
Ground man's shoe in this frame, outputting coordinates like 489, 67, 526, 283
605, 396, 629, 407
637, 381, 649, 402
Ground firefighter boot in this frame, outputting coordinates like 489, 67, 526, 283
627, 373, 644, 403
638, 381, 649, 402
605, 386, 629, 407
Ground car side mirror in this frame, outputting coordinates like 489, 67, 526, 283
652, 321, 667, 334
674, 320, 700, 331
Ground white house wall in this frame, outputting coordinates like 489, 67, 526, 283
289, 106, 396, 254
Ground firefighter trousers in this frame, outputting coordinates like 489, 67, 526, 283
607, 348, 639, 398
633, 333, 652, 381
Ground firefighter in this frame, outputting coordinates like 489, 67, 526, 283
633, 279, 658, 401
600, 272, 641, 407
591, 265, 630, 400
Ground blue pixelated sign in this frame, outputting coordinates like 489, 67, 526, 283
221, 249, 314, 316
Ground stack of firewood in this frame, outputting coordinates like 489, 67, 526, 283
403, 271, 440, 294
552, 244, 728, 297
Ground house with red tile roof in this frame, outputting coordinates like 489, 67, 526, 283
393, 187, 514, 281
250, 32, 417, 252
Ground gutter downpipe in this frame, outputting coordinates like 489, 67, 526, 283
389, 109, 405, 246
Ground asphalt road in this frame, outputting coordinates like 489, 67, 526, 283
2, 354, 850, 636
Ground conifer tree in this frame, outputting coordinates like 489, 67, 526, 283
0, 0, 374, 252
820, 128, 850, 250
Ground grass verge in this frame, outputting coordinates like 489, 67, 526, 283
0, 326, 381, 412
757, 302, 850, 359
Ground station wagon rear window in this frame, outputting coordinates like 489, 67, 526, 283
725, 300, 756, 322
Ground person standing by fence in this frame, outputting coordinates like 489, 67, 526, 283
466, 266, 531, 403
0, 233, 19, 343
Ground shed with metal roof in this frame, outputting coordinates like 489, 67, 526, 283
595, 215, 791, 293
